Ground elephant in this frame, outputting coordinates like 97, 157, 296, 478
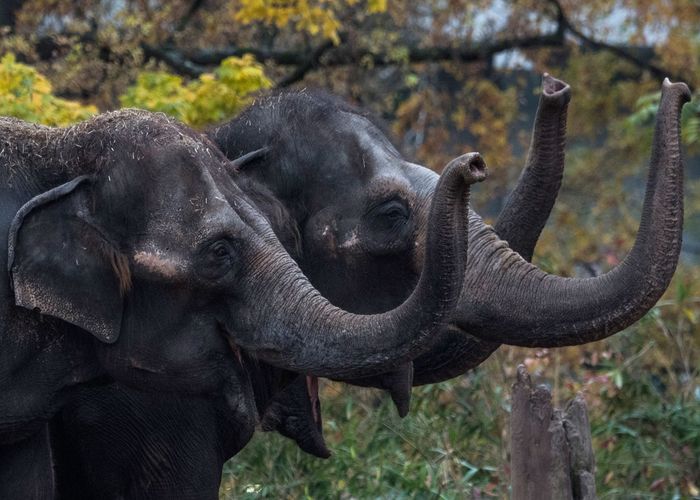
50, 75, 576, 497
0, 108, 478, 499
52, 75, 690, 499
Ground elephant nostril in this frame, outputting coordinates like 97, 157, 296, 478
446, 153, 488, 184
468, 155, 488, 181
542, 72, 570, 96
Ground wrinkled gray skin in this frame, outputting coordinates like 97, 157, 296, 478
413, 73, 572, 383
0, 109, 479, 499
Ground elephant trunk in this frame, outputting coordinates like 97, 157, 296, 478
458, 79, 690, 346
230, 153, 486, 379
411, 73, 572, 384
494, 73, 570, 261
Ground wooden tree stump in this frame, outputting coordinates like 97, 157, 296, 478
510, 365, 597, 500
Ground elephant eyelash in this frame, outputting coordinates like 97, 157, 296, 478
366, 199, 411, 222
365, 196, 409, 214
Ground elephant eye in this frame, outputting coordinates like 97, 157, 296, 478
382, 205, 408, 220
196, 239, 238, 281
371, 199, 410, 225
361, 197, 414, 256
212, 242, 230, 258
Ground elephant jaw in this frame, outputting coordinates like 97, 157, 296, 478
259, 373, 330, 459
223, 328, 330, 458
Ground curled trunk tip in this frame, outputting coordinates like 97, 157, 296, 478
457, 77, 691, 348
662, 78, 691, 101
542, 73, 571, 104
444, 152, 488, 184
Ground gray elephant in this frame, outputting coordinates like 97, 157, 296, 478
52, 76, 690, 499
0, 108, 477, 499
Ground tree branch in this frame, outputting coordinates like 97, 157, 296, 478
548, 0, 690, 86
141, 43, 208, 78
0, 0, 24, 28
141, 1, 692, 89
174, 0, 207, 34
143, 30, 565, 79
277, 39, 335, 87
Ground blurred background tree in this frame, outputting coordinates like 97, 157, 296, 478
1, 0, 699, 497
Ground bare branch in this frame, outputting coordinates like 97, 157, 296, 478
548, 0, 690, 86
134, 0, 693, 89
143, 30, 565, 80
174, 0, 207, 34
141, 43, 208, 78
277, 39, 335, 87
0, 0, 24, 28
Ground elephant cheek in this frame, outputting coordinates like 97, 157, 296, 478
338, 229, 362, 253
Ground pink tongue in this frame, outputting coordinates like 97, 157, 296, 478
306, 375, 320, 424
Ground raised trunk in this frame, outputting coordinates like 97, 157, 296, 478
229, 153, 486, 379
457, 79, 690, 346
494, 73, 570, 261
412, 74, 571, 385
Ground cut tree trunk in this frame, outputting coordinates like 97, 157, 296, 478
510, 364, 597, 500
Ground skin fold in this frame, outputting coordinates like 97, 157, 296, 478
50, 76, 690, 498
1, 110, 476, 499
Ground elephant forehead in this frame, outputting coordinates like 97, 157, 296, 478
341, 113, 400, 158
140, 163, 241, 244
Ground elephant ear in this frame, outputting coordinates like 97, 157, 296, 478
227, 146, 269, 172
8, 176, 127, 344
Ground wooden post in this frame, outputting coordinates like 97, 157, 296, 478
510, 365, 597, 500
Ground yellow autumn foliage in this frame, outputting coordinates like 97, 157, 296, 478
120, 55, 272, 128
0, 53, 96, 126
235, 0, 388, 44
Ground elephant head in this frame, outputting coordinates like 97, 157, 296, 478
210, 92, 447, 453
214, 92, 435, 314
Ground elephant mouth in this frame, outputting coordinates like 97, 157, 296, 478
258, 372, 329, 458
220, 323, 329, 458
